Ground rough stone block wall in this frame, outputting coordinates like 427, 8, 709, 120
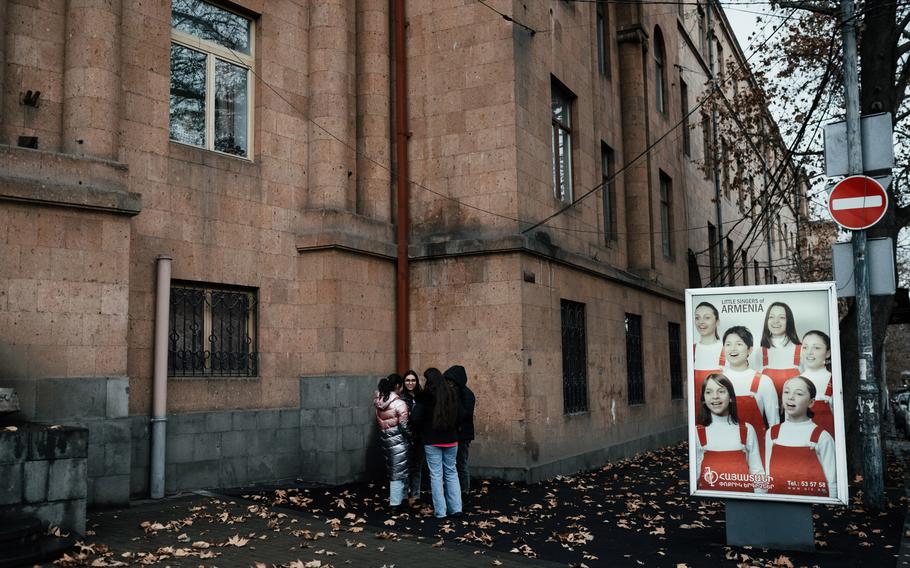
0, 200, 131, 380
298, 375, 382, 485
410, 253, 528, 471
0, 425, 88, 535
4, 377, 131, 506
128, 379, 382, 497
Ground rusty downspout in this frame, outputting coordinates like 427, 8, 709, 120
393, 0, 409, 372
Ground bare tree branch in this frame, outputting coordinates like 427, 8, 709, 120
773, 0, 837, 16
894, 58, 910, 114
900, 11, 910, 34
898, 42, 910, 58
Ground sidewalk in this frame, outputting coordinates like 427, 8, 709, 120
44, 493, 562, 568
38, 441, 910, 567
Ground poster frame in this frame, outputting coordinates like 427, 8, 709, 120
685, 281, 849, 506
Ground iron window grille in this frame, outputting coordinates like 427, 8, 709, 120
168, 282, 258, 377
625, 313, 644, 405
561, 300, 588, 414
668, 322, 683, 400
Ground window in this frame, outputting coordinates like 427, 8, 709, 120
697, 5, 707, 56
170, 0, 253, 158
168, 282, 258, 377
668, 322, 683, 399
625, 313, 644, 404
764, 268, 770, 284
659, 171, 672, 257
701, 116, 712, 179
561, 300, 588, 413
726, 236, 735, 285
715, 38, 724, 81
654, 27, 667, 114
551, 79, 575, 203
742, 251, 749, 285
681, 79, 690, 156
602, 143, 616, 242
596, 1, 610, 78
708, 222, 719, 285
721, 138, 730, 197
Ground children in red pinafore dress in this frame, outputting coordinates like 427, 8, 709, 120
693, 341, 724, 424
800, 331, 835, 439
695, 417, 764, 493
723, 367, 779, 465
765, 376, 837, 499
757, 338, 802, 403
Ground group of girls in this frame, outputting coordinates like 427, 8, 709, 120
373, 369, 465, 518
692, 301, 837, 498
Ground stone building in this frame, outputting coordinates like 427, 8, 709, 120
0, 0, 804, 506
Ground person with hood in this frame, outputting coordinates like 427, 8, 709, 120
412, 368, 462, 518
444, 365, 475, 496
374, 373, 411, 512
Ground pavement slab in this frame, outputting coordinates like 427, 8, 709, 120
39, 493, 562, 568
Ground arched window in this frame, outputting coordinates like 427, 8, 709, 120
654, 27, 667, 113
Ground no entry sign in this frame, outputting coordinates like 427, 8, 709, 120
827, 175, 888, 230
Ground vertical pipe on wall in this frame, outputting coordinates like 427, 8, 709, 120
150, 255, 172, 499
62, 0, 121, 159
393, 0, 409, 372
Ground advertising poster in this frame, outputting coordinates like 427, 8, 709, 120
685, 282, 849, 505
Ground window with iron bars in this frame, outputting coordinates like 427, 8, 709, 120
625, 313, 644, 404
561, 299, 588, 414
168, 282, 258, 377
668, 322, 683, 400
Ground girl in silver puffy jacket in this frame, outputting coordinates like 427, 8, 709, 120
374, 374, 411, 511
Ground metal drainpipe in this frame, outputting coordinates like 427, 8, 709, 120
393, 0, 410, 373
706, 0, 723, 285
150, 255, 172, 499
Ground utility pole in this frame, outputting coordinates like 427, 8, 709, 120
706, 0, 724, 286
840, 0, 884, 508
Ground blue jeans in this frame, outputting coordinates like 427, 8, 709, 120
389, 478, 406, 507
423, 444, 462, 517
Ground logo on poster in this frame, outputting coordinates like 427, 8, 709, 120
702, 467, 720, 487
702, 466, 773, 490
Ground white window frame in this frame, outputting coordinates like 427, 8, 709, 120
551, 82, 574, 204
170, 4, 255, 160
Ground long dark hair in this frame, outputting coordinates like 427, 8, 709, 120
425, 367, 458, 430
695, 301, 720, 339
760, 302, 801, 348
802, 330, 832, 371
402, 369, 421, 395
698, 373, 739, 426
378, 373, 402, 402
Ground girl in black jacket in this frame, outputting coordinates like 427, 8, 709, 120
400, 370, 424, 505
412, 368, 462, 518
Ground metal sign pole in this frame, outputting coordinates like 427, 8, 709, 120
841, 0, 884, 508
